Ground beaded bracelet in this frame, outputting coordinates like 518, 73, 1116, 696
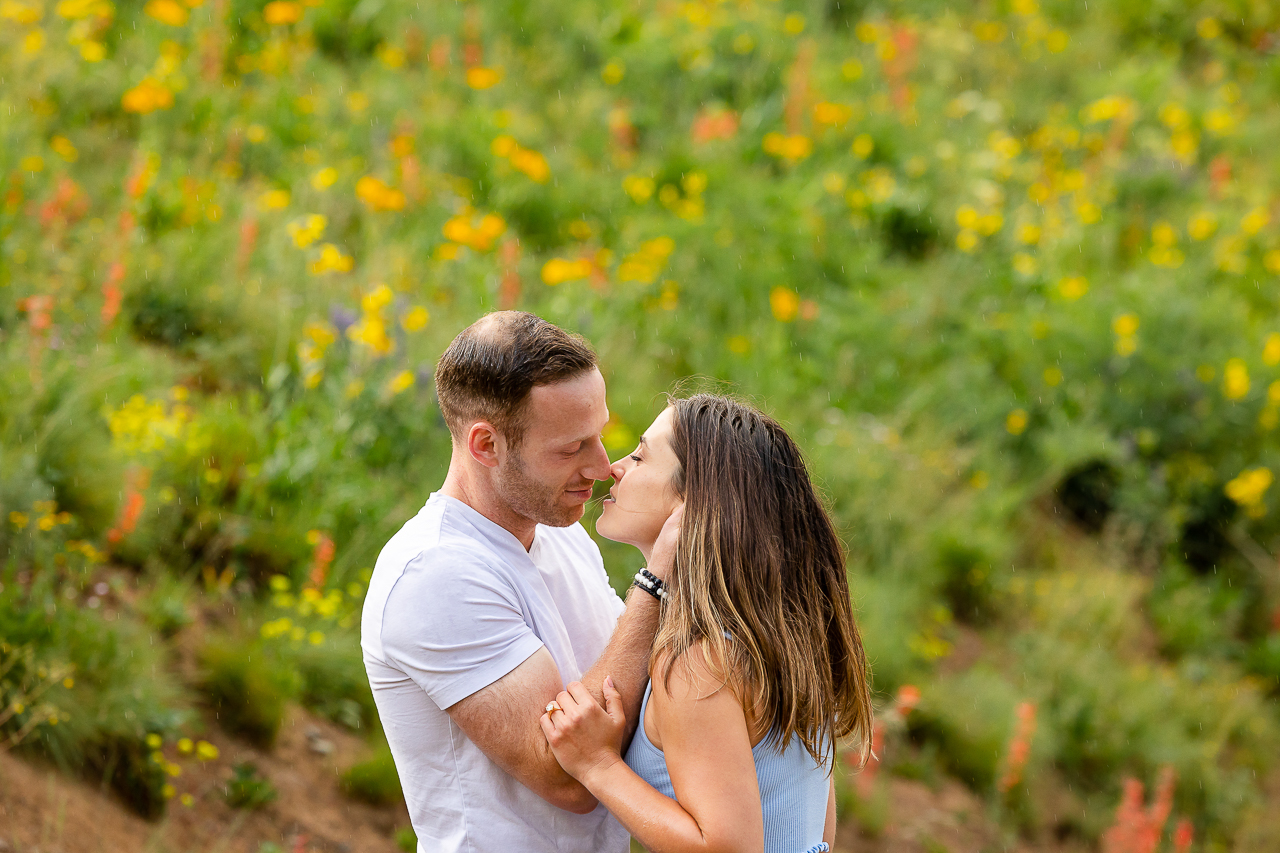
632, 568, 668, 601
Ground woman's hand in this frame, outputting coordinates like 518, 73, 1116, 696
540, 678, 627, 786
647, 503, 684, 583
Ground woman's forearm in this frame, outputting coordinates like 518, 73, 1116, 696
582, 756, 730, 853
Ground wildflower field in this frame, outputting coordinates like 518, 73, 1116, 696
3, 0, 1280, 850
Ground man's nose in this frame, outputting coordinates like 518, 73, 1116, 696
584, 436, 613, 481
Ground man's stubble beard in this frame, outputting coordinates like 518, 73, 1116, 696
494, 449, 583, 528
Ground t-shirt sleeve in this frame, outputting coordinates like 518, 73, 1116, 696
379, 549, 545, 710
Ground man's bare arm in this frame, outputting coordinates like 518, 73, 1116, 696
446, 586, 661, 813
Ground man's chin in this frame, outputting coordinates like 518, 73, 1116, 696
535, 503, 585, 528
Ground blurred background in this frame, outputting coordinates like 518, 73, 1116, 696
3, 0, 1280, 851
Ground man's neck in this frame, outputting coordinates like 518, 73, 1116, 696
440, 461, 537, 551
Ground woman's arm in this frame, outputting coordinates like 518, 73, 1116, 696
823, 775, 836, 848
542, 650, 764, 853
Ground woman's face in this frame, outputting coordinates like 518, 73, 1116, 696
596, 406, 682, 555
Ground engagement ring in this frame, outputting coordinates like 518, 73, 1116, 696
545, 701, 562, 715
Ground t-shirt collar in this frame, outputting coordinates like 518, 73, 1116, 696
428, 491, 540, 557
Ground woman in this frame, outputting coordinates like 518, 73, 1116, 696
540, 394, 874, 853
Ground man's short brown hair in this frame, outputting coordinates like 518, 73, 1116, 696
434, 311, 598, 447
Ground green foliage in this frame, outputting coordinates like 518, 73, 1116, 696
4, 0, 1280, 844
909, 666, 1021, 791
137, 571, 196, 638
293, 640, 378, 732
394, 826, 418, 853
225, 762, 279, 810
340, 745, 403, 806
199, 636, 300, 748
0, 555, 181, 819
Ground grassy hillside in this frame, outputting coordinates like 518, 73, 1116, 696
4, 0, 1280, 849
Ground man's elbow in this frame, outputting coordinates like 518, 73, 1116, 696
543, 780, 598, 815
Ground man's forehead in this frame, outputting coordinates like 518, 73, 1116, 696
525, 370, 608, 440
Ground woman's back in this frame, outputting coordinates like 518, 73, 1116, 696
624, 680, 831, 853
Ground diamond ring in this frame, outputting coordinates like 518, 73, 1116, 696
545, 701, 562, 715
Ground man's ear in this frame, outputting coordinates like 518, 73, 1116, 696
467, 421, 502, 469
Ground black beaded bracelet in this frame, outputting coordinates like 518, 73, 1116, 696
632, 568, 668, 601
632, 577, 662, 601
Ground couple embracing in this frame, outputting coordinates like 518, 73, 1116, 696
361, 312, 874, 853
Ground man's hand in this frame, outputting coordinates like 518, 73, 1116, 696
646, 503, 684, 583
540, 678, 627, 784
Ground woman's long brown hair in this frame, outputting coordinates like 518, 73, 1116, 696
652, 394, 873, 767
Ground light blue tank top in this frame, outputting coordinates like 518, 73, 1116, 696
623, 680, 831, 853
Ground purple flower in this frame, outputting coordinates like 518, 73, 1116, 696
329, 305, 356, 334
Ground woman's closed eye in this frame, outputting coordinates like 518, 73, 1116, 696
629, 454, 642, 463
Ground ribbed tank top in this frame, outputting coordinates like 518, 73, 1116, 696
623, 680, 831, 853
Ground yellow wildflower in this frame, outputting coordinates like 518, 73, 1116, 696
601, 61, 624, 85
355, 176, 406, 212
1225, 468, 1271, 507
1223, 358, 1250, 400
309, 243, 354, 275
311, 167, 338, 191
287, 214, 326, 248
121, 78, 173, 114
1263, 334, 1280, 366
623, 175, 654, 203
813, 102, 853, 127
259, 189, 289, 210
1058, 276, 1088, 301
386, 372, 414, 396
1188, 212, 1217, 241
770, 287, 800, 322
1241, 207, 1270, 236
541, 258, 594, 286
50, 136, 78, 162
144, 0, 187, 26
510, 148, 550, 183
763, 132, 813, 162
262, 0, 301, 24
402, 306, 429, 332
466, 67, 503, 89
1006, 409, 1029, 435
1196, 17, 1221, 40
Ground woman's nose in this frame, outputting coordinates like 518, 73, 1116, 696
609, 458, 626, 482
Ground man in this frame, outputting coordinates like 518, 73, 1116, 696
361, 311, 670, 853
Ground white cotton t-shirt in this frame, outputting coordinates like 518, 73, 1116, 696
361, 492, 629, 853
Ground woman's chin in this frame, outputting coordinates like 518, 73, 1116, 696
595, 503, 622, 542
594, 504, 643, 550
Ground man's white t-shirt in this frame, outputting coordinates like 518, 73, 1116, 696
361, 492, 629, 853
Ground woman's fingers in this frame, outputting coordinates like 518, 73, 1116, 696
566, 680, 596, 709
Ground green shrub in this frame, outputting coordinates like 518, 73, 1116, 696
293, 640, 378, 732
394, 826, 417, 853
908, 666, 1021, 791
0, 560, 181, 820
340, 746, 403, 806
199, 637, 300, 748
137, 571, 196, 638
225, 762, 278, 810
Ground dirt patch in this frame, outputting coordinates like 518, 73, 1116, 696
0, 706, 408, 853
833, 775, 1089, 853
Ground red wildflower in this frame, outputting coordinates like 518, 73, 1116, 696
101, 262, 125, 327
691, 109, 739, 144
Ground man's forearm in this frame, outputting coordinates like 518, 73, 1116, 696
579, 586, 660, 748
529, 588, 659, 812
